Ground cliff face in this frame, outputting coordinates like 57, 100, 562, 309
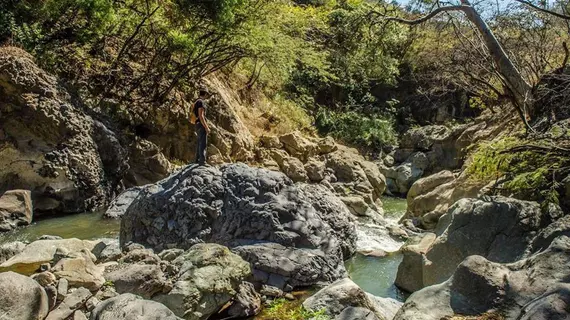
0, 47, 128, 214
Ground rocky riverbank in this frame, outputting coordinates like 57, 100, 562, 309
0, 162, 406, 320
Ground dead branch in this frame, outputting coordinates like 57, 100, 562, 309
513, 0, 570, 20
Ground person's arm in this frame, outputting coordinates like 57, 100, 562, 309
198, 107, 210, 134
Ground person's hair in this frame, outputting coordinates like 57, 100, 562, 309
199, 90, 208, 97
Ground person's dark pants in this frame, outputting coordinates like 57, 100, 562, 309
195, 123, 207, 165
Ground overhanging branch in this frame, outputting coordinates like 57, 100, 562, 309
513, 0, 570, 20
381, 5, 467, 25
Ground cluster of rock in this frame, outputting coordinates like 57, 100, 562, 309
0, 161, 405, 320
0, 47, 173, 229
392, 196, 570, 319
256, 132, 386, 218
379, 112, 510, 196
0, 237, 257, 320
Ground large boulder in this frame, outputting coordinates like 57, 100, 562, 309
394, 236, 570, 320
0, 47, 128, 215
90, 293, 180, 320
52, 250, 105, 291
0, 238, 96, 275
396, 197, 561, 292
403, 170, 488, 229
120, 163, 356, 289
153, 243, 250, 320
0, 271, 49, 320
0, 189, 33, 232
302, 278, 383, 320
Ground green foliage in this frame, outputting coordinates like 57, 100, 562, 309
466, 137, 569, 204
316, 108, 398, 149
263, 298, 330, 320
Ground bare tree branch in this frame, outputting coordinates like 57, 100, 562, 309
513, 0, 570, 20
379, 5, 467, 25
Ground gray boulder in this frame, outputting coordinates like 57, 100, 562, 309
0, 271, 49, 320
120, 163, 356, 289
153, 243, 250, 320
394, 236, 570, 320
90, 293, 180, 320
303, 278, 383, 320
0, 190, 33, 232
397, 197, 560, 292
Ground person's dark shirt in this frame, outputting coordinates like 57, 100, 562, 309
194, 99, 206, 124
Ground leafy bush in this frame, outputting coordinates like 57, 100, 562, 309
262, 298, 330, 320
466, 137, 569, 204
316, 108, 398, 149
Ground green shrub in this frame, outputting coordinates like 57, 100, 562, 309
316, 108, 398, 149
466, 137, 569, 204
263, 298, 330, 320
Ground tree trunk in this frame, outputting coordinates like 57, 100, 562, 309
459, 3, 533, 112
384, 2, 535, 127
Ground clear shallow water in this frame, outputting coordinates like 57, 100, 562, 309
345, 253, 406, 300
0, 212, 120, 244
347, 196, 408, 301
382, 196, 408, 219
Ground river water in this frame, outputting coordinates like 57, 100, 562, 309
345, 196, 407, 301
0, 196, 408, 302
0, 211, 120, 244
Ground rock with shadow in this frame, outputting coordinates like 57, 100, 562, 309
394, 235, 570, 320
119, 163, 357, 290
395, 196, 562, 292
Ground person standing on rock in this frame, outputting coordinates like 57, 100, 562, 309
191, 88, 211, 166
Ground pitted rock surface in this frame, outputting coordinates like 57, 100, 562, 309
120, 163, 356, 289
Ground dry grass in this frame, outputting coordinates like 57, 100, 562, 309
0, 45, 35, 61
444, 313, 505, 320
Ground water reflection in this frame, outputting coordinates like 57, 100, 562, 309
0, 212, 120, 244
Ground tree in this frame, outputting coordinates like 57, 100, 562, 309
382, 0, 536, 129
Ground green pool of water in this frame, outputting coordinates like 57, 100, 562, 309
382, 196, 408, 219
345, 196, 407, 300
345, 253, 405, 300
0, 212, 120, 244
